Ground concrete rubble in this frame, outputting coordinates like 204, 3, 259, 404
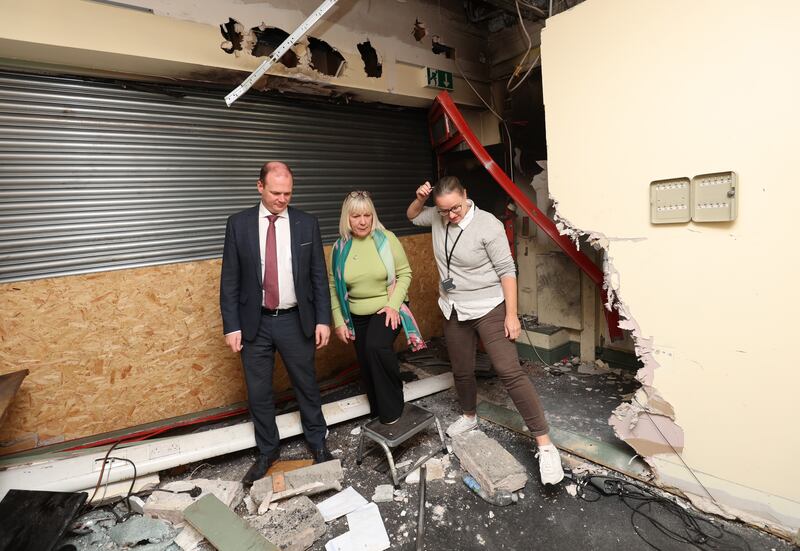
143, 478, 244, 524
451, 430, 528, 494
108, 516, 175, 547
251, 459, 344, 511
371, 484, 394, 503
248, 495, 327, 551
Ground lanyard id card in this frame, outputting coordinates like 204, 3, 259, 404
441, 223, 464, 292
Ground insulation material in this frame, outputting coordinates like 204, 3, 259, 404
0, 234, 439, 452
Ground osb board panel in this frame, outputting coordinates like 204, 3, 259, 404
0, 233, 440, 451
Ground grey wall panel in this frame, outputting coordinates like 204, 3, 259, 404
0, 72, 434, 282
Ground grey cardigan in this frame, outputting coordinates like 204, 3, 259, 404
411, 202, 516, 320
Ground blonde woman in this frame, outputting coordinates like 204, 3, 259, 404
329, 191, 426, 424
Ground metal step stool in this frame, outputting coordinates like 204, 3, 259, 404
356, 403, 447, 488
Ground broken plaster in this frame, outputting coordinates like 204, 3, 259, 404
545, 178, 685, 472
542, 182, 800, 538
218, 18, 347, 80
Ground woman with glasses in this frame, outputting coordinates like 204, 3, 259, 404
406, 176, 564, 485
330, 191, 426, 424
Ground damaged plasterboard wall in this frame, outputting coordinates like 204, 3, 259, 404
0, 0, 490, 108
541, 0, 800, 539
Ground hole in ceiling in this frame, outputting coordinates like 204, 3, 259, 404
251, 26, 299, 68
307, 37, 346, 77
413, 19, 427, 41
431, 36, 455, 59
356, 41, 382, 78
219, 17, 244, 54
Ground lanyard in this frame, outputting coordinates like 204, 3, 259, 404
444, 223, 465, 278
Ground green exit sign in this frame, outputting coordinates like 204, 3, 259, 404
426, 68, 454, 91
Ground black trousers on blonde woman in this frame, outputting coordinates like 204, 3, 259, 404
351, 312, 404, 423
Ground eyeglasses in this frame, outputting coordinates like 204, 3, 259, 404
347, 190, 371, 199
437, 203, 463, 216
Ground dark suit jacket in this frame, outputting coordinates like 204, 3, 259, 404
220, 204, 331, 341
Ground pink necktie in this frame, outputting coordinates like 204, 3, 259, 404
264, 214, 280, 309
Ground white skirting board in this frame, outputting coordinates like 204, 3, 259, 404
0, 373, 454, 499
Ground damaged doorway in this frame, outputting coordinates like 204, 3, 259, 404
427, 89, 650, 481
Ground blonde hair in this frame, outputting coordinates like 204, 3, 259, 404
338, 192, 385, 240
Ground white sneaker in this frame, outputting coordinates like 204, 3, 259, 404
536, 444, 565, 485
446, 415, 479, 437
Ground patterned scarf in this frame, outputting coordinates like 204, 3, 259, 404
332, 229, 426, 351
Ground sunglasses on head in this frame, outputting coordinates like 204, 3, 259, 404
347, 190, 371, 199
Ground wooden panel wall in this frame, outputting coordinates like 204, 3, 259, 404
0, 233, 440, 453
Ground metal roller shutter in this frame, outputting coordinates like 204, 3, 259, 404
0, 71, 434, 282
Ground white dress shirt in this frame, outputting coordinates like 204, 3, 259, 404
259, 202, 298, 309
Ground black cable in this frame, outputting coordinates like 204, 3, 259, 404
576, 474, 751, 551
87, 441, 122, 505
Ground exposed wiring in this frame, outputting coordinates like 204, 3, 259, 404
87, 441, 122, 504
576, 474, 751, 551
520, 316, 559, 369
453, 53, 515, 182
507, 0, 541, 93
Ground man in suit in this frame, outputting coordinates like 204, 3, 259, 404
220, 161, 333, 487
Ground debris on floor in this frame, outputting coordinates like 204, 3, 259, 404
108, 515, 175, 547
30, 353, 793, 551
144, 478, 243, 524
251, 459, 344, 512
316, 487, 369, 522
184, 494, 278, 551
370, 484, 394, 503
451, 430, 528, 494
404, 456, 448, 484
325, 502, 390, 551
248, 495, 326, 551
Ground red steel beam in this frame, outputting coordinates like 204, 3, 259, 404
430, 91, 623, 341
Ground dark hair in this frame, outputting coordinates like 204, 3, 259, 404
259, 161, 294, 182
432, 175, 465, 197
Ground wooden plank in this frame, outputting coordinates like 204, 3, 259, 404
184, 494, 279, 551
476, 401, 651, 482
0, 370, 29, 426
580, 272, 597, 362
266, 459, 313, 477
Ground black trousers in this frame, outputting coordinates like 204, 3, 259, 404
351, 312, 404, 423
240, 311, 327, 455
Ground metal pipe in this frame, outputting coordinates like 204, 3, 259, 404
416, 464, 427, 551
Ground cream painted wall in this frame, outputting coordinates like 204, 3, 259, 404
542, 0, 799, 530
0, 0, 490, 108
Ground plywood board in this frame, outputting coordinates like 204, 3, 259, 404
536, 252, 582, 330
0, 234, 440, 453
0, 370, 28, 426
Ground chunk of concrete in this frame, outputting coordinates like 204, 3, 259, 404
251, 459, 343, 507
174, 524, 204, 551
248, 496, 326, 551
371, 484, 394, 503
451, 431, 528, 494
108, 515, 175, 547
406, 456, 447, 484
144, 478, 244, 524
